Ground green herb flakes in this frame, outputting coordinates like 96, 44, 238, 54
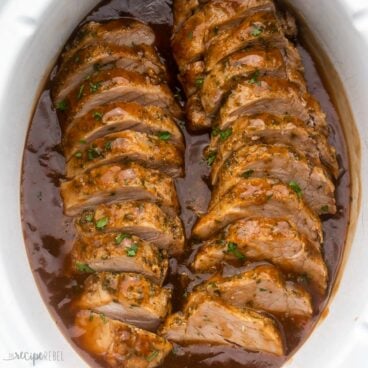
56, 100, 68, 111
220, 128, 232, 141
146, 350, 159, 362
92, 111, 103, 121
226, 242, 246, 260
251, 25, 263, 37
126, 243, 139, 257
115, 233, 130, 245
211, 127, 220, 137
195, 76, 204, 87
89, 81, 101, 93
321, 205, 329, 213
157, 131, 171, 141
75, 262, 95, 273
95, 216, 109, 230
77, 84, 85, 100
248, 70, 260, 85
289, 180, 303, 198
206, 151, 217, 166
87, 147, 101, 160
84, 213, 94, 222
242, 169, 254, 178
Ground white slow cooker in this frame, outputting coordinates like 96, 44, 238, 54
0, 1, 367, 367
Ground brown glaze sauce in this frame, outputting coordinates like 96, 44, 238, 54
21, 1, 351, 367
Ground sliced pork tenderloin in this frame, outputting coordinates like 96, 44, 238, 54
160, 292, 284, 356
63, 102, 184, 159
73, 272, 171, 330
75, 310, 172, 368
196, 264, 313, 317
71, 233, 168, 285
61, 162, 180, 216
212, 144, 336, 215
76, 201, 185, 256
61, 19, 156, 65
209, 114, 338, 183
65, 130, 184, 178
192, 218, 328, 293
193, 177, 323, 249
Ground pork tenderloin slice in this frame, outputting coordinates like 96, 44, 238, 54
76, 201, 185, 256
196, 264, 313, 317
63, 102, 184, 159
66, 130, 184, 179
178, 60, 205, 97
172, 0, 276, 71
212, 144, 336, 215
209, 114, 338, 183
204, 11, 288, 71
53, 42, 167, 103
75, 310, 172, 368
61, 162, 180, 217
192, 218, 328, 293
64, 67, 182, 120
201, 44, 305, 116
71, 233, 168, 285
160, 292, 284, 356
172, 0, 209, 34
193, 177, 322, 248
73, 272, 171, 331
61, 19, 156, 65
186, 94, 212, 131
219, 76, 328, 136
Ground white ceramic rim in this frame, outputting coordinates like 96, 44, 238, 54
0, 1, 367, 367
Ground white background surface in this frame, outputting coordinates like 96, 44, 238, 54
0, 1, 367, 367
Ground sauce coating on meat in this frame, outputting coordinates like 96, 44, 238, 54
21, 1, 351, 367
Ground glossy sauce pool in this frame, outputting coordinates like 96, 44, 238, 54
21, 1, 351, 367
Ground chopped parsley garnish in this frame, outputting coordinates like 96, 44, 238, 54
115, 233, 131, 245
242, 169, 254, 178
211, 127, 220, 137
77, 84, 85, 100
74, 151, 82, 158
226, 242, 246, 260
87, 147, 101, 160
157, 131, 171, 141
84, 213, 94, 222
99, 312, 107, 323
289, 180, 303, 198
126, 243, 139, 257
195, 76, 204, 87
89, 81, 101, 93
248, 70, 261, 85
251, 25, 263, 37
92, 111, 103, 121
206, 151, 217, 166
321, 205, 329, 213
56, 99, 68, 111
219, 128, 232, 141
75, 262, 95, 273
79, 139, 87, 144
104, 141, 112, 151
211, 127, 232, 141
187, 31, 193, 40
95, 216, 109, 230
146, 350, 159, 362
